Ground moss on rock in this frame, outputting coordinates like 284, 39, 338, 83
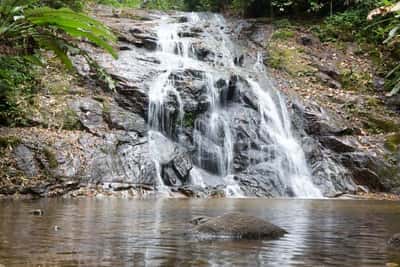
385, 133, 400, 153
43, 147, 58, 169
63, 108, 82, 130
361, 113, 400, 134
267, 45, 314, 76
0, 136, 21, 148
183, 111, 196, 128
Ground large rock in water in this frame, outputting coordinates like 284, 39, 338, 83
189, 212, 287, 239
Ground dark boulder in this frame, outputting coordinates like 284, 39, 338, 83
189, 212, 287, 240
386, 94, 400, 112
339, 152, 388, 191
314, 63, 341, 81
168, 69, 207, 113
297, 34, 318, 46
150, 132, 193, 185
162, 153, 193, 186
29, 209, 44, 216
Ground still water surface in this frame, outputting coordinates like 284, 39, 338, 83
0, 198, 399, 266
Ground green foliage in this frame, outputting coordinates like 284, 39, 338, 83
309, 1, 400, 95
385, 133, 400, 152
43, 146, 58, 169
0, 56, 38, 126
183, 111, 196, 128
38, 0, 85, 11
272, 29, 294, 40
95, 0, 141, 8
313, 10, 367, 42
273, 18, 292, 28
0, 0, 117, 68
0, 136, 21, 149
367, 1, 400, 95
0, 0, 118, 127
26, 7, 117, 62
63, 108, 82, 130
340, 68, 374, 91
361, 112, 400, 133
145, 0, 186, 10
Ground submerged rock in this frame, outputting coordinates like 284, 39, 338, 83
388, 233, 400, 249
189, 212, 287, 239
29, 209, 44, 216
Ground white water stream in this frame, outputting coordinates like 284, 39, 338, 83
147, 13, 322, 198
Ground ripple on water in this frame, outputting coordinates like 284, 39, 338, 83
0, 199, 399, 266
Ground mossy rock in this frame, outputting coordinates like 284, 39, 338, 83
359, 112, 400, 134
43, 147, 58, 169
0, 136, 21, 155
272, 29, 295, 40
272, 19, 292, 29
339, 68, 374, 91
183, 111, 196, 128
267, 45, 314, 76
63, 108, 83, 130
385, 133, 400, 153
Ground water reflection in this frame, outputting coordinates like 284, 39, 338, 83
0, 199, 399, 266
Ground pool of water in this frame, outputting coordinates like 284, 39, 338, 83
0, 198, 399, 266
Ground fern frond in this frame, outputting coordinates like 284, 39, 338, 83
25, 7, 117, 58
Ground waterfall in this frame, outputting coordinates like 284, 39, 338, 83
146, 13, 322, 198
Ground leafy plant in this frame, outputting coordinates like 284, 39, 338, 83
368, 1, 400, 96
0, 56, 38, 126
0, 0, 117, 68
0, 0, 118, 125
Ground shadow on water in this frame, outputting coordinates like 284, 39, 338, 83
0, 199, 400, 266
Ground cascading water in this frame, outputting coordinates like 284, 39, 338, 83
147, 13, 322, 198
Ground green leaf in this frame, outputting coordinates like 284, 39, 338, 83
25, 7, 117, 59
36, 36, 73, 69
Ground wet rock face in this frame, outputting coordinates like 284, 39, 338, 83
289, 98, 400, 194
89, 135, 157, 186
189, 213, 287, 239
108, 103, 147, 135
149, 132, 193, 186
162, 153, 193, 186
339, 152, 389, 191
235, 163, 294, 197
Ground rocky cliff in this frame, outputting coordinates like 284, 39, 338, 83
0, 6, 399, 199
